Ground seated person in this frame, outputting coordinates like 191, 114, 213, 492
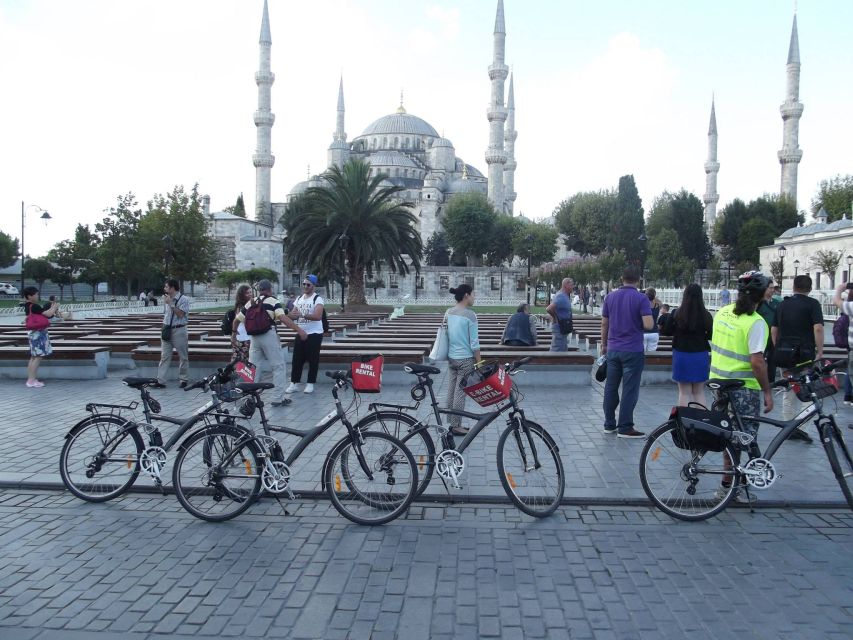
657, 304, 673, 334
501, 303, 538, 347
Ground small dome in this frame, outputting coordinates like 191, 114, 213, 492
367, 151, 418, 168
446, 177, 484, 195
432, 137, 453, 148
361, 112, 440, 138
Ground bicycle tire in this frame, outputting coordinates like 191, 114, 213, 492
325, 431, 418, 526
496, 418, 564, 517
172, 424, 262, 522
822, 422, 853, 509
356, 411, 435, 497
640, 420, 737, 521
59, 416, 144, 502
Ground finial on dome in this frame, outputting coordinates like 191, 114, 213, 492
462, 165, 469, 180
396, 89, 406, 114
307, 164, 310, 180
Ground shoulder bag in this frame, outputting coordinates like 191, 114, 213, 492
429, 312, 450, 362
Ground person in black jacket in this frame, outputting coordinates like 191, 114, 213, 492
663, 283, 713, 406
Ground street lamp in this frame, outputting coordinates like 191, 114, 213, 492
525, 234, 534, 305
847, 255, 853, 283
777, 245, 787, 288
20, 201, 52, 291
338, 233, 348, 312
793, 259, 800, 277
162, 235, 173, 276
637, 233, 647, 288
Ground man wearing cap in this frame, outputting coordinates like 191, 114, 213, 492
286, 274, 325, 394
233, 279, 306, 407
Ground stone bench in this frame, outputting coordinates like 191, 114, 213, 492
0, 345, 110, 380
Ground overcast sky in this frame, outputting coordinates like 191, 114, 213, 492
2, 0, 852, 259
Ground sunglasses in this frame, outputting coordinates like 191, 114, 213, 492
302, 282, 313, 287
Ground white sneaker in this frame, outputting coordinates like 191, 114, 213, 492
25, 380, 45, 388
284, 382, 299, 394
303, 383, 314, 394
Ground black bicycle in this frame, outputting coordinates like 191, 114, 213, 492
171, 370, 419, 525
59, 365, 252, 510
640, 359, 853, 521
353, 357, 565, 517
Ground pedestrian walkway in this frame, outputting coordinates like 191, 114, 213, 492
0, 490, 850, 639
0, 369, 850, 506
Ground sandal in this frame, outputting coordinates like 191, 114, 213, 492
450, 426, 469, 436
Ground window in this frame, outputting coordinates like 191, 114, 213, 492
382, 137, 387, 148
415, 276, 424, 289
440, 275, 449, 290
403, 137, 410, 148
516, 277, 526, 291
292, 273, 301, 288
491, 276, 500, 291
464, 276, 474, 288
389, 274, 399, 289
394, 137, 399, 147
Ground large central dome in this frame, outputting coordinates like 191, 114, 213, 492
361, 112, 440, 138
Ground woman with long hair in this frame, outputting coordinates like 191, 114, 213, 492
444, 283, 480, 436
669, 283, 713, 406
229, 284, 252, 363
21, 286, 57, 387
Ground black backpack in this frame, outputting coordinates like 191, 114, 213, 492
220, 309, 236, 336
313, 294, 331, 333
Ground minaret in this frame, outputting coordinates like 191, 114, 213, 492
485, 0, 508, 211
778, 13, 803, 205
327, 77, 350, 169
253, 0, 275, 226
503, 73, 517, 216
703, 97, 720, 230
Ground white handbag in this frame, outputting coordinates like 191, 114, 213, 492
428, 313, 449, 362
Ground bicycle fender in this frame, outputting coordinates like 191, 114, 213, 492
64, 414, 130, 440
320, 434, 355, 492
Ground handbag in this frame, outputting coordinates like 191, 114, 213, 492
428, 313, 449, 362
558, 317, 573, 335
25, 311, 50, 331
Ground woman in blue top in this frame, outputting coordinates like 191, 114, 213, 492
445, 284, 481, 436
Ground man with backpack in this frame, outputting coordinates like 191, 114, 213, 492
233, 279, 306, 407
285, 274, 326, 394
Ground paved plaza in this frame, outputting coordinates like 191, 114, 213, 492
0, 371, 851, 638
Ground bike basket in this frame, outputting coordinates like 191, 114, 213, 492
671, 406, 733, 453
351, 354, 384, 393
461, 361, 512, 407
794, 376, 839, 402
235, 361, 256, 383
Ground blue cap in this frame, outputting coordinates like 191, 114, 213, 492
305, 274, 318, 285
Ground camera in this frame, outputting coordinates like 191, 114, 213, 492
846, 283, 853, 291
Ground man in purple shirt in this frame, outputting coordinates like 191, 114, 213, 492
600, 266, 654, 438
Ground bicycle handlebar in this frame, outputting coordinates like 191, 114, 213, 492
183, 378, 208, 392
325, 370, 350, 383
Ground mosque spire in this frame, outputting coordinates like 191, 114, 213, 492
334, 76, 346, 141
396, 89, 406, 114
703, 96, 720, 230
485, 0, 508, 212
503, 72, 518, 215
778, 12, 803, 205
327, 77, 350, 169
253, 0, 275, 225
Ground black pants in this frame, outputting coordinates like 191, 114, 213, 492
291, 333, 323, 383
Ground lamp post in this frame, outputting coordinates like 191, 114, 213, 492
162, 235, 173, 276
777, 245, 787, 290
637, 233, 647, 288
793, 259, 800, 277
20, 201, 52, 291
847, 255, 853, 284
525, 234, 534, 305
338, 233, 348, 312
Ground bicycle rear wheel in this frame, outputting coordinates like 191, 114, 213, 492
496, 419, 564, 517
822, 421, 853, 509
325, 431, 418, 525
640, 420, 736, 521
172, 425, 262, 522
59, 417, 143, 502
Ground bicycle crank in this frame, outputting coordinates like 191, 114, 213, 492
140, 446, 167, 481
261, 461, 292, 494
741, 458, 778, 489
435, 450, 465, 488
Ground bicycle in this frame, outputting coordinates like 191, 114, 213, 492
171, 369, 419, 525
640, 358, 853, 521
353, 357, 565, 518
59, 365, 255, 514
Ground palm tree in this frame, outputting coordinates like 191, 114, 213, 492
282, 159, 423, 306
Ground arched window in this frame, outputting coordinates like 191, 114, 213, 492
403, 137, 410, 148
370, 138, 376, 150
382, 137, 387, 148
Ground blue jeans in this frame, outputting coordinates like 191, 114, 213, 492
550, 324, 568, 352
602, 350, 645, 433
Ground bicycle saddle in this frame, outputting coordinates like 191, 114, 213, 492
236, 382, 275, 393
404, 362, 441, 376
122, 377, 161, 389
706, 379, 745, 391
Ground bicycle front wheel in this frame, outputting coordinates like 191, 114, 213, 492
497, 419, 565, 517
59, 417, 144, 502
356, 411, 435, 497
172, 425, 262, 522
822, 421, 853, 509
640, 420, 737, 521
325, 431, 418, 526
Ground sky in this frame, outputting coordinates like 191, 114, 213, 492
2, 0, 852, 259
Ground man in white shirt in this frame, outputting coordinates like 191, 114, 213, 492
285, 274, 326, 394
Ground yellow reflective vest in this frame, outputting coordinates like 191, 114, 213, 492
710, 304, 765, 390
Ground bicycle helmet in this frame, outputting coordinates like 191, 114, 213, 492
736, 270, 770, 294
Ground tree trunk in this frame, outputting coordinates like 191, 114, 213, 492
347, 264, 367, 306
69, 281, 76, 301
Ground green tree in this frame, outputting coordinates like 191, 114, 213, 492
712, 198, 748, 264
224, 193, 247, 218
72, 224, 101, 300
553, 190, 617, 256
613, 175, 646, 261
810, 249, 843, 288
511, 221, 558, 267
486, 215, 522, 266
646, 190, 711, 268
811, 174, 853, 222
22, 258, 56, 290
736, 217, 777, 267
768, 259, 783, 285
243, 267, 279, 286
424, 231, 450, 266
647, 228, 695, 286
713, 195, 802, 266
95, 193, 146, 298
47, 240, 77, 300
0, 230, 18, 268
444, 192, 497, 265
365, 277, 386, 300
214, 270, 246, 298
282, 159, 422, 307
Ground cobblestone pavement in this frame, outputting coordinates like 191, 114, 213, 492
1, 372, 851, 505
0, 490, 850, 639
